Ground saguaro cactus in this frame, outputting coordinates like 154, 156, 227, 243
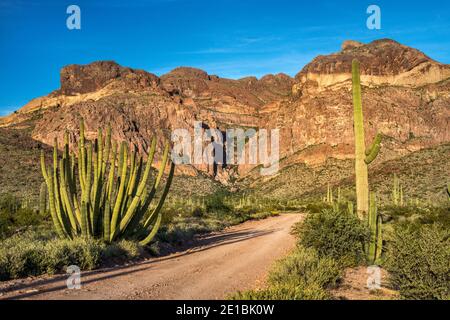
352, 59, 382, 218
366, 192, 382, 264
40, 119, 175, 245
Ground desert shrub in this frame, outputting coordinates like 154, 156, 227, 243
415, 205, 450, 228
42, 238, 104, 274
102, 240, 144, 261
295, 209, 369, 267
249, 211, 279, 220
0, 238, 46, 279
231, 246, 341, 300
381, 204, 450, 228
268, 246, 341, 289
0, 194, 45, 238
385, 224, 450, 300
0, 233, 144, 281
231, 281, 331, 300
205, 191, 232, 213
191, 207, 205, 218
303, 201, 333, 214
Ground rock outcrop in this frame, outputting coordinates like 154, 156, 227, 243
1, 39, 449, 183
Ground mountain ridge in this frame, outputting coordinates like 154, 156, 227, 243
1, 38, 449, 184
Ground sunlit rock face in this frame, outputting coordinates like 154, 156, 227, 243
3, 39, 449, 183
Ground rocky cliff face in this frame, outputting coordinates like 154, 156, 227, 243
2, 39, 449, 183
254, 39, 450, 180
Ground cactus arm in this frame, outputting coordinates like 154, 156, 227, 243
91, 139, 102, 234
126, 152, 141, 198
39, 182, 47, 216
52, 140, 64, 227
365, 133, 382, 165
365, 133, 382, 156
119, 141, 162, 234
139, 208, 163, 246
110, 142, 128, 240
123, 138, 157, 234
80, 143, 93, 237
103, 199, 111, 242
79, 120, 87, 191
102, 126, 111, 178
107, 142, 117, 202
97, 129, 103, 180
139, 162, 175, 246
117, 142, 125, 182
367, 192, 377, 264
59, 158, 78, 232
375, 215, 383, 263
143, 158, 174, 229
131, 158, 144, 196
40, 151, 68, 239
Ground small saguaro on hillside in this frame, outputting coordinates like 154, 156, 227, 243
40, 119, 175, 245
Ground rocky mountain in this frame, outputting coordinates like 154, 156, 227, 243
1, 39, 449, 187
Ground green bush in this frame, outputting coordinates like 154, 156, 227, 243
268, 246, 341, 288
380, 204, 450, 228
102, 240, 144, 261
191, 207, 205, 218
385, 224, 450, 300
231, 281, 331, 300
205, 191, 232, 213
231, 246, 341, 300
303, 201, 333, 214
295, 209, 369, 267
42, 238, 104, 274
0, 194, 45, 238
0, 233, 144, 281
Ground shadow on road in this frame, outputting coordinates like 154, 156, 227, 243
1, 227, 279, 300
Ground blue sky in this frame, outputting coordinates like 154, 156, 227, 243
1, 0, 449, 115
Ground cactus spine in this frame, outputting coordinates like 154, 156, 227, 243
40, 119, 175, 244
352, 60, 382, 218
367, 192, 382, 264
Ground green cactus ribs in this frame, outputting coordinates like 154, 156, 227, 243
352, 59, 382, 218
40, 119, 175, 245
366, 192, 383, 265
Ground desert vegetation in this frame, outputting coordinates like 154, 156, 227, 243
0, 42, 448, 301
231, 60, 449, 300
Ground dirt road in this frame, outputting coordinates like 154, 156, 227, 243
0, 214, 303, 300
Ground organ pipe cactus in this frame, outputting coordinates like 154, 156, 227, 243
39, 182, 47, 216
352, 59, 382, 218
366, 192, 382, 265
40, 119, 175, 245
